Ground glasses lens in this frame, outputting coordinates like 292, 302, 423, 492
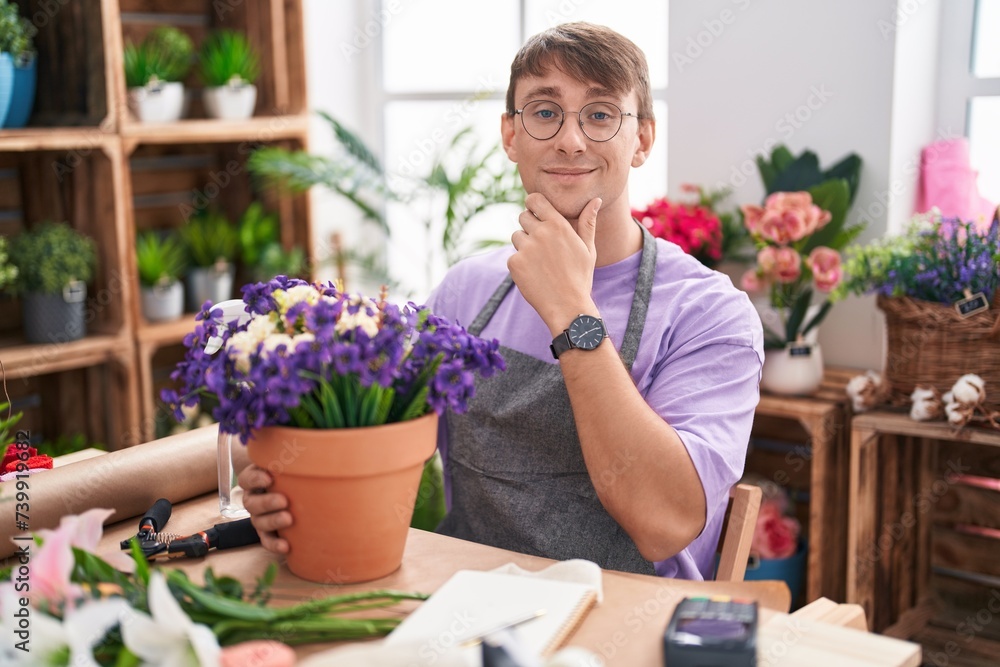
579, 102, 623, 142
521, 101, 563, 140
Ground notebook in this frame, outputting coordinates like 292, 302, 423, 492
386, 569, 598, 657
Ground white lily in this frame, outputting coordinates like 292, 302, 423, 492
204, 299, 253, 355
19, 593, 130, 667
121, 572, 221, 667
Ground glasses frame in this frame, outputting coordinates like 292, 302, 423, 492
513, 100, 640, 143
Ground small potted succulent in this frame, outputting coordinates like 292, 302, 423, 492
124, 26, 194, 123
237, 202, 306, 282
0, 0, 36, 129
10, 222, 97, 344
199, 30, 260, 120
181, 209, 238, 311
136, 230, 187, 322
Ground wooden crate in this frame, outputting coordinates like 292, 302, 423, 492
118, 0, 307, 121
0, 144, 129, 342
125, 137, 311, 325
4, 0, 113, 128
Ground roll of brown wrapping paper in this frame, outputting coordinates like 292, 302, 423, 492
0, 425, 251, 559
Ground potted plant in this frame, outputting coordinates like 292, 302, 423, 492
738, 146, 864, 395
10, 222, 97, 344
162, 278, 506, 582
124, 26, 194, 123
199, 30, 260, 120
136, 230, 187, 322
237, 201, 306, 282
181, 209, 238, 311
0, 235, 17, 290
834, 212, 1000, 404
0, 0, 36, 129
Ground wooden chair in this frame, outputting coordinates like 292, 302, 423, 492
715, 483, 762, 582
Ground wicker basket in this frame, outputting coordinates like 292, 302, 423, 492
879, 293, 1000, 404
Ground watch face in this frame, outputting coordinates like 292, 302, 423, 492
568, 315, 605, 350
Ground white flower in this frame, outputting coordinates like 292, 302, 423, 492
950, 374, 986, 406
335, 295, 381, 338
246, 313, 279, 343
910, 386, 942, 421
260, 333, 295, 357
226, 330, 258, 375
292, 332, 316, 349
121, 572, 221, 667
273, 285, 319, 314
8, 586, 130, 667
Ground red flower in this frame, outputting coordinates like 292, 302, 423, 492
1, 444, 37, 470
3, 454, 53, 474
751, 499, 801, 559
632, 197, 723, 265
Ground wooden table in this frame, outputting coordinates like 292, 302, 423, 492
93, 494, 920, 666
753, 368, 854, 602
848, 410, 1000, 662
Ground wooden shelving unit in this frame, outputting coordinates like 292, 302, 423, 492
0, 0, 311, 447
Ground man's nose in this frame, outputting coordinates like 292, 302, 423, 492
553, 112, 588, 152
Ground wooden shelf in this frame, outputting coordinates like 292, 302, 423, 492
0, 127, 116, 152
853, 411, 1000, 448
136, 316, 200, 348
120, 115, 310, 146
0, 334, 128, 380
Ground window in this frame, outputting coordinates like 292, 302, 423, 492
969, 0, 1000, 203
377, 0, 668, 296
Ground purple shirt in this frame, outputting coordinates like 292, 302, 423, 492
427, 239, 764, 580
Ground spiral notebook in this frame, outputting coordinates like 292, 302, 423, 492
386, 569, 598, 657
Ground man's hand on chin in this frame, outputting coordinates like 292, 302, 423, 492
507, 193, 602, 336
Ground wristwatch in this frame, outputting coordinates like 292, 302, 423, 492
550, 314, 608, 359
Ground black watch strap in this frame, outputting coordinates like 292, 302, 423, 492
550, 332, 573, 359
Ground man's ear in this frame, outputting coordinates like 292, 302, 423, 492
631, 118, 655, 168
501, 112, 518, 162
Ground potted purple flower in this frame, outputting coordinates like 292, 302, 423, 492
163, 276, 505, 583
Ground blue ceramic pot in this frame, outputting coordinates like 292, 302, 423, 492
0, 53, 14, 128
744, 540, 808, 607
5, 56, 36, 128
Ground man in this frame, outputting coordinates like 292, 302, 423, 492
241, 22, 763, 580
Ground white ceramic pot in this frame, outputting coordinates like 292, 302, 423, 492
186, 264, 234, 312
141, 281, 184, 322
761, 342, 824, 395
128, 81, 185, 123
202, 83, 257, 120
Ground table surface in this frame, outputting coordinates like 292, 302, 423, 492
92, 494, 921, 666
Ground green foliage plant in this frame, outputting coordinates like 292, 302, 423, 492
136, 230, 187, 287
0, 236, 18, 290
181, 210, 239, 268
0, 401, 23, 446
199, 30, 260, 87
124, 26, 194, 88
0, 0, 35, 61
256, 243, 306, 281
237, 202, 279, 266
10, 222, 97, 295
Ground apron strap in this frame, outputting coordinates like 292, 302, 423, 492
467, 221, 658, 366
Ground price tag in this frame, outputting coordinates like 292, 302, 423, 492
954, 291, 990, 319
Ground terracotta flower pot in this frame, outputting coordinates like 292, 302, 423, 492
245, 413, 439, 583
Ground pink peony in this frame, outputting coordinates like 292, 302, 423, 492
751, 501, 801, 560
740, 270, 762, 292
772, 247, 802, 283
807, 246, 842, 292
746, 191, 832, 245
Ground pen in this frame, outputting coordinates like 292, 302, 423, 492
458, 609, 547, 648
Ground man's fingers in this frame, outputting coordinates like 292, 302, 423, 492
524, 193, 560, 223
511, 229, 527, 250
238, 464, 272, 492
258, 532, 290, 555
250, 509, 293, 534
577, 197, 602, 250
243, 491, 288, 516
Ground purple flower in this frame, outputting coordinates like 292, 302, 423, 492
162, 278, 506, 443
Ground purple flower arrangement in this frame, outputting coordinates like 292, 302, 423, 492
162, 277, 505, 444
835, 213, 1000, 305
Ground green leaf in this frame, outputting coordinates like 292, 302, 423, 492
801, 180, 851, 254
770, 145, 796, 173
129, 538, 150, 588
769, 151, 823, 194
822, 153, 863, 205
801, 300, 833, 337
319, 111, 385, 175
784, 289, 814, 342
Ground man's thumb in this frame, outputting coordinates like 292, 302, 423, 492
580, 197, 601, 248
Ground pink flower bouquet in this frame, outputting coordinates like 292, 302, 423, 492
751, 495, 802, 560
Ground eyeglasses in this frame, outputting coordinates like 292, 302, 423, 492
513, 100, 639, 142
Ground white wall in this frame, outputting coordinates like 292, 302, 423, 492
666, 0, 941, 371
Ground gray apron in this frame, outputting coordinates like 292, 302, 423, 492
437, 224, 658, 574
